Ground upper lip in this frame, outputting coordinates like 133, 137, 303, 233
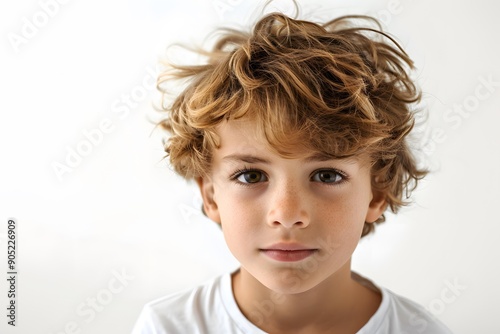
260, 242, 317, 251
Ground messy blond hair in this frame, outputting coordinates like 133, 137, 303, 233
157, 12, 427, 236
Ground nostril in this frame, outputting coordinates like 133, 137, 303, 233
272, 219, 307, 229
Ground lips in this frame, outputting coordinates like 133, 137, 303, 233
260, 243, 318, 262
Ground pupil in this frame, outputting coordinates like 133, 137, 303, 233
246, 172, 259, 183
321, 172, 332, 182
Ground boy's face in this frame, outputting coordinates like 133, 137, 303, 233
197, 118, 386, 294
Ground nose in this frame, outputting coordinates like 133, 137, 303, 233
266, 182, 310, 229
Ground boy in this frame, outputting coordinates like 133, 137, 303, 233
132, 9, 452, 334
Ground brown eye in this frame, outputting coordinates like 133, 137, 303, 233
312, 170, 343, 183
237, 171, 267, 183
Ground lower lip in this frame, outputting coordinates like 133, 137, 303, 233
260, 249, 318, 262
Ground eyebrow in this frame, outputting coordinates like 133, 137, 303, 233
222, 154, 271, 164
221, 152, 344, 164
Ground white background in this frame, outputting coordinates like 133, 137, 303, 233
1, 0, 499, 333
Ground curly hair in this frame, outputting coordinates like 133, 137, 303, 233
157, 12, 427, 237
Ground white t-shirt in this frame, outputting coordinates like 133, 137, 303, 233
132, 271, 452, 334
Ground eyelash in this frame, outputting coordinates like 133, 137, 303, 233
229, 168, 267, 187
229, 167, 348, 187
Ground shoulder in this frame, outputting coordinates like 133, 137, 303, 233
131, 272, 260, 334
131, 274, 225, 334
362, 287, 453, 333
353, 273, 453, 334
381, 288, 453, 333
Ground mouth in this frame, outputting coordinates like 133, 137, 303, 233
260, 243, 318, 262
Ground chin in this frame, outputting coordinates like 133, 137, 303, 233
258, 269, 324, 295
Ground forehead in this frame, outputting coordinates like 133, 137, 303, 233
216, 118, 263, 147
213, 118, 371, 166
214, 118, 298, 157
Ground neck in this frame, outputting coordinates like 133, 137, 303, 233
232, 260, 381, 334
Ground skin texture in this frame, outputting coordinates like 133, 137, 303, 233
197, 118, 387, 333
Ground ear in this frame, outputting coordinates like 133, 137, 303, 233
195, 176, 221, 224
365, 188, 387, 224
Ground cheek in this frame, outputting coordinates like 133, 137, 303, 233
320, 188, 369, 221
216, 193, 260, 244
316, 190, 370, 243
215, 183, 264, 224
218, 211, 261, 264
317, 200, 366, 266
